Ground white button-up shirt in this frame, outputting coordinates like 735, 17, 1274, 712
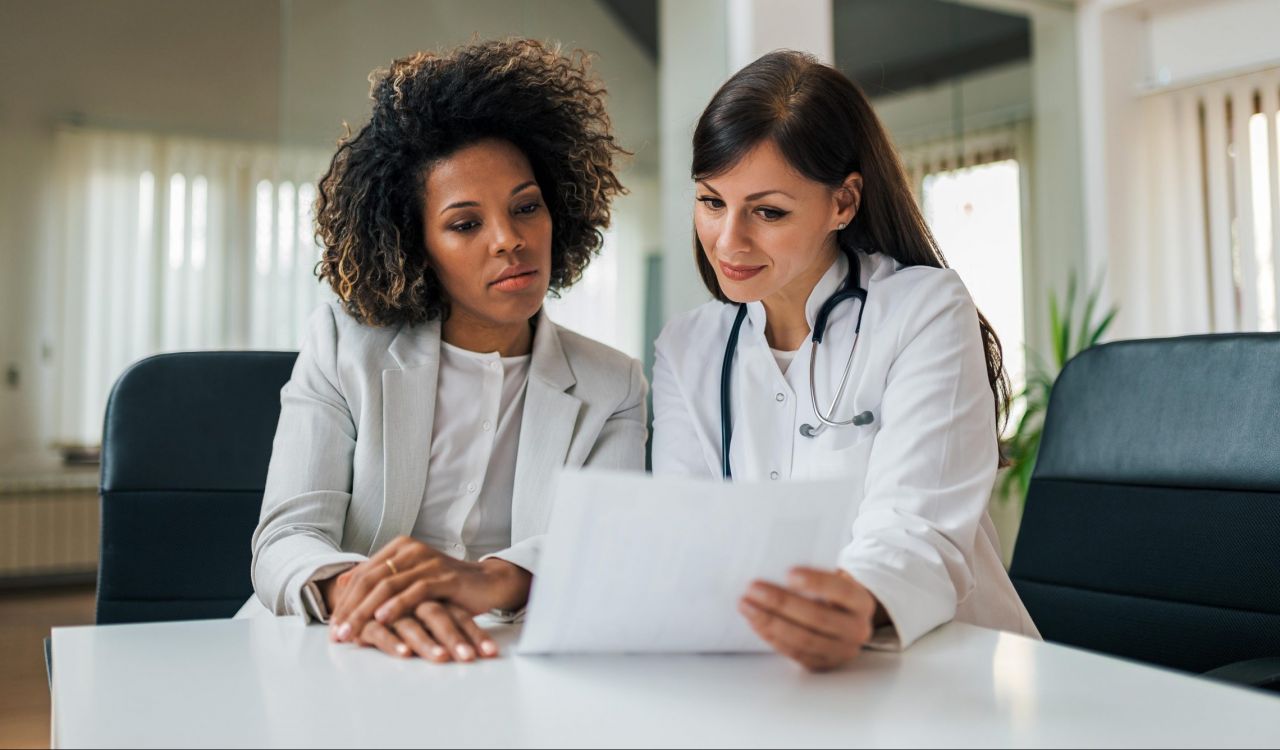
411, 341, 531, 562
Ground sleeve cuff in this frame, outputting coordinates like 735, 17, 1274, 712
288, 557, 364, 623
479, 537, 541, 622
840, 559, 953, 652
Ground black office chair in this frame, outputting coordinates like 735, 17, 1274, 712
1009, 334, 1280, 692
96, 351, 297, 624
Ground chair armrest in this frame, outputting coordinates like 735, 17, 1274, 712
1203, 657, 1280, 694
44, 636, 52, 692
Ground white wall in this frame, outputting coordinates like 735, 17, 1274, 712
277, 0, 659, 173
1144, 0, 1280, 88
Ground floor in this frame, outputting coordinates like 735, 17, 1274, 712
0, 586, 95, 749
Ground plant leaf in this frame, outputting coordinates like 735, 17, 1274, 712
1076, 278, 1102, 354
1048, 292, 1064, 368
1088, 307, 1119, 347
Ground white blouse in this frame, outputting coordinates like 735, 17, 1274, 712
411, 341, 531, 561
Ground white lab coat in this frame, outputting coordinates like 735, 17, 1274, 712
652, 251, 1040, 650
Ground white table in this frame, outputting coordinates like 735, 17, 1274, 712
51, 617, 1280, 748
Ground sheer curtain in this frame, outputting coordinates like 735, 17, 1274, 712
50, 127, 332, 447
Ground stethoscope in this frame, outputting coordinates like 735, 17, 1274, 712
720, 251, 874, 479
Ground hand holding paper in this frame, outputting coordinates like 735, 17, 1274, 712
517, 470, 853, 654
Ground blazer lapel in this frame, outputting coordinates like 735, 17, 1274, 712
371, 319, 442, 552
511, 312, 582, 540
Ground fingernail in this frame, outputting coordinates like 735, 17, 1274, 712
480, 640, 498, 656
456, 644, 474, 660
375, 605, 390, 622
432, 646, 447, 660
395, 644, 410, 657
335, 623, 351, 641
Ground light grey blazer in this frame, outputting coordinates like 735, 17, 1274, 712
247, 301, 648, 619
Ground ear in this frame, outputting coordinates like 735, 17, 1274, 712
833, 172, 863, 228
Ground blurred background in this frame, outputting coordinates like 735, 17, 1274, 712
2, 0, 1279, 742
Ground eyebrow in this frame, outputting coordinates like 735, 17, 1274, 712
697, 181, 794, 202
440, 180, 540, 214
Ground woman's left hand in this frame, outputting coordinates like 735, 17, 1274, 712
330, 536, 531, 644
739, 566, 882, 672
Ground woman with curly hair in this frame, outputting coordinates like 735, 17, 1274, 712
239, 39, 647, 665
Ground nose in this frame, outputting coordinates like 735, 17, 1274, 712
488, 215, 524, 257
715, 210, 750, 259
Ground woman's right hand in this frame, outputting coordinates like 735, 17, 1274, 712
356, 602, 499, 663
320, 566, 498, 662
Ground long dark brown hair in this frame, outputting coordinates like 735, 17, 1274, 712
691, 50, 1010, 463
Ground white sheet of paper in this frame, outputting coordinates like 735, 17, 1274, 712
517, 469, 853, 654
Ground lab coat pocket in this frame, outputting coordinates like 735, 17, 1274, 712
812, 400, 881, 479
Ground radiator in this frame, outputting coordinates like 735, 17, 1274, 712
0, 471, 99, 581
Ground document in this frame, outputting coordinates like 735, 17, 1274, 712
517, 469, 853, 654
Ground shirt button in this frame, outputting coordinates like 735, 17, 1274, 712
770, 471, 780, 480
488, 361, 500, 371
775, 392, 786, 402
466, 482, 477, 493
482, 420, 492, 432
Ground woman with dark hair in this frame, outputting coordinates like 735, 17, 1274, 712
652, 50, 1038, 671
240, 39, 647, 664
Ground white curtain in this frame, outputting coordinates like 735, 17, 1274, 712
50, 128, 332, 447
1132, 68, 1280, 336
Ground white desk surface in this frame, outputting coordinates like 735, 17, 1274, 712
52, 616, 1280, 748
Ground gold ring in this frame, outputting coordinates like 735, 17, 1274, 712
385, 559, 399, 576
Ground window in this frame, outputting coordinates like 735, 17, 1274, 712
50, 128, 331, 447
923, 159, 1027, 396
901, 124, 1030, 426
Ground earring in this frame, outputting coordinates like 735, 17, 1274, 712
837, 223, 846, 230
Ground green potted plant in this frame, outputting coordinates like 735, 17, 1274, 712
999, 272, 1118, 508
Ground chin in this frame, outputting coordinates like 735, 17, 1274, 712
717, 277, 768, 305
488, 289, 547, 323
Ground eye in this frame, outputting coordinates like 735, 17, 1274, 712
450, 220, 480, 233
515, 201, 542, 215
755, 207, 789, 221
697, 196, 725, 210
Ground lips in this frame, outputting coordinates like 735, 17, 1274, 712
490, 264, 539, 292
718, 261, 767, 282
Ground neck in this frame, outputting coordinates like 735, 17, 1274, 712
442, 309, 535, 357
761, 246, 839, 351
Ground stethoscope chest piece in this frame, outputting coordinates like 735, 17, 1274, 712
799, 409, 874, 438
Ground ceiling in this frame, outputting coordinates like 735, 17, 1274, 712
598, 0, 1030, 96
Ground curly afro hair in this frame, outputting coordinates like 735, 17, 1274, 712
314, 38, 627, 327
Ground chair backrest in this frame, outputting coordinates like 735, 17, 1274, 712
1009, 334, 1280, 673
97, 351, 296, 624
